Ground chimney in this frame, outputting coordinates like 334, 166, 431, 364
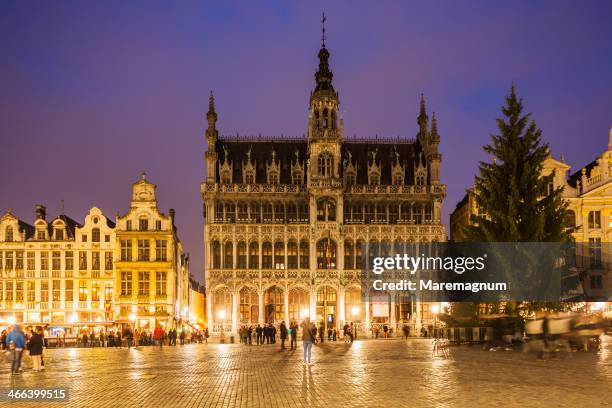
35, 204, 46, 220
169, 208, 175, 226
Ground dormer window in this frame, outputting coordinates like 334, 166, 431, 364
221, 171, 232, 184
92, 228, 100, 242
416, 175, 425, 186
292, 171, 303, 184
155, 220, 162, 230
37, 230, 46, 240
5, 226, 14, 242
139, 218, 149, 231
369, 173, 380, 185
126, 220, 132, 231
55, 229, 64, 241
245, 171, 255, 184
268, 171, 279, 184
393, 174, 403, 186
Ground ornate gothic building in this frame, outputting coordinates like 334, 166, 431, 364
201, 38, 447, 334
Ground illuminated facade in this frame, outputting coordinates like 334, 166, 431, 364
0, 176, 192, 329
114, 174, 190, 329
0, 206, 115, 327
202, 39, 446, 334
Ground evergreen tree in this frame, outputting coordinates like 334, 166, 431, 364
465, 86, 569, 243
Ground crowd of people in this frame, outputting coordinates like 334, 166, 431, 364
1, 323, 210, 374
1, 325, 45, 375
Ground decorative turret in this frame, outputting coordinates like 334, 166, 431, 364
205, 91, 219, 182
417, 93, 429, 143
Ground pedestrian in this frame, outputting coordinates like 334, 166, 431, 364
319, 324, 325, 343
290, 321, 298, 350
82, 332, 88, 347
180, 328, 186, 345
301, 318, 314, 365
154, 326, 164, 348
271, 324, 277, 344
6, 324, 26, 374
279, 321, 288, 350
28, 326, 44, 371
204, 327, 209, 344
126, 328, 133, 348
248, 326, 253, 345
256, 324, 263, 345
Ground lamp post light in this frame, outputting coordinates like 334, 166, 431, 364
431, 305, 440, 337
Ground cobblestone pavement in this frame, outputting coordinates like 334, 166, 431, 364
0, 336, 610, 408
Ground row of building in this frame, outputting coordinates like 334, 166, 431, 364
0, 175, 205, 335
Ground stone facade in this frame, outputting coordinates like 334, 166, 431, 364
201, 40, 447, 334
0, 176, 192, 331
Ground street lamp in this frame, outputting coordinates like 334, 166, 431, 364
300, 308, 309, 319
351, 306, 359, 318
431, 305, 440, 337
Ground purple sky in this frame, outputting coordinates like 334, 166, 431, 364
1, 1, 611, 284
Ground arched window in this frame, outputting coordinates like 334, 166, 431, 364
344, 240, 354, 269
237, 203, 248, 222
212, 241, 221, 269
317, 198, 336, 221
240, 287, 258, 324
262, 242, 273, 269
564, 210, 576, 230
221, 170, 232, 184
424, 204, 433, 223
264, 286, 284, 323
299, 240, 309, 269
213, 287, 232, 326
250, 202, 261, 223
223, 241, 233, 269
298, 202, 309, 223
225, 202, 235, 223
274, 242, 285, 269
5, 226, 13, 242
274, 203, 285, 223
400, 202, 410, 223
356, 239, 365, 269
215, 202, 224, 222
389, 204, 399, 224
287, 203, 297, 223
317, 153, 334, 177
263, 203, 273, 222
287, 241, 298, 269
249, 242, 259, 269
322, 108, 329, 129
393, 173, 403, 186
92, 228, 100, 243
316, 239, 337, 269
289, 288, 309, 321
413, 204, 423, 224
237, 242, 247, 269
375, 203, 386, 223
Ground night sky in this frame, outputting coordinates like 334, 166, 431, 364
1, 1, 611, 284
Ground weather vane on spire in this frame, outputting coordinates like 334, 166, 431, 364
321, 12, 327, 47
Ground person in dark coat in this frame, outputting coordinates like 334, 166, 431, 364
279, 321, 288, 350
290, 321, 298, 350
28, 327, 44, 371
256, 325, 263, 345
81, 333, 88, 347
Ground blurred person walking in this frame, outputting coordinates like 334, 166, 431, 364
6, 325, 26, 374
301, 318, 315, 365
279, 321, 288, 350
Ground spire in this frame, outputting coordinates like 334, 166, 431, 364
207, 91, 217, 123
430, 112, 440, 143
417, 93, 429, 140
321, 12, 327, 48
314, 15, 334, 93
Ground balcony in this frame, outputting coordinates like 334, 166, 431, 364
78, 301, 88, 309
52, 301, 61, 309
